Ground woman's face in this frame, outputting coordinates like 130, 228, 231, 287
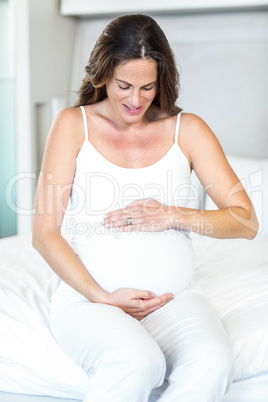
105, 58, 158, 125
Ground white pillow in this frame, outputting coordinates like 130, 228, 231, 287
193, 235, 268, 381
204, 155, 268, 237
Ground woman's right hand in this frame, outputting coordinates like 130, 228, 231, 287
106, 288, 174, 320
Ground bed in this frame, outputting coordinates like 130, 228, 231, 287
0, 155, 267, 401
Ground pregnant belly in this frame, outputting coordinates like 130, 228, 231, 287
72, 230, 195, 296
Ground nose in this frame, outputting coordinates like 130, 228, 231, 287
129, 89, 142, 107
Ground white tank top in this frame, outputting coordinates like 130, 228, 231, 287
62, 106, 195, 297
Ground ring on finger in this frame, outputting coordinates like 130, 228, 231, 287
125, 217, 132, 226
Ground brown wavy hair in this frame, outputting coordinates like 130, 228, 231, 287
75, 14, 181, 115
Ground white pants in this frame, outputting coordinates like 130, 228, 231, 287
50, 284, 234, 402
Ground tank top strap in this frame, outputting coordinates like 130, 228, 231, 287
80, 105, 88, 141
174, 112, 182, 144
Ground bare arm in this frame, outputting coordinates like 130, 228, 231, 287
32, 108, 108, 302
178, 113, 259, 239
32, 108, 173, 319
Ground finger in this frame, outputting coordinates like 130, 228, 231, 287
104, 208, 130, 219
104, 210, 160, 229
103, 206, 160, 226
123, 294, 170, 312
104, 199, 162, 221
103, 212, 142, 228
103, 218, 143, 230
133, 297, 174, 319
131, 293, 174, 312
145, 295, 174, 310
104, 204, 142, 219
104, 202, 159, 222
133, 290, 156, 300
156, 293, 174, 303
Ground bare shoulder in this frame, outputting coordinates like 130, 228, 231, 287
39, 107, 85, 187
48, 107, 84, 154
179, 113, 223, 165
180, 112, 215, 143
52, 107, 83, 134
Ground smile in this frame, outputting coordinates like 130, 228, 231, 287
123, 104, 143, 114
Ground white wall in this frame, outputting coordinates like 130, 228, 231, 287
0, 0, 17, 237
156, 11, 268, 159
71, 10, 268, 159
29, 0, 76, 171
14, 0, 76, 234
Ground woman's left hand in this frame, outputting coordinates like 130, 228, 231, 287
102, 199, 179, 232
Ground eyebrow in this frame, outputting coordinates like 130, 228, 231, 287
115, 79, 156, 87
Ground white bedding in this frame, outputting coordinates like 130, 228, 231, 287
0, 373, 268, 402
0, 233, 268, 400
193, 235, 268, 381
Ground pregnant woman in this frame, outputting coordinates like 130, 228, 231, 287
32, 14, 258, 402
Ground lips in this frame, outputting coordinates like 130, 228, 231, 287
123, 104, 143, 114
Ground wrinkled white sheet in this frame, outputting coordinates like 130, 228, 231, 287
192, 235, 268, 380
0, 234, 88, 398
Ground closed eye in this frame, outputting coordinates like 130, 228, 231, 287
119, 85, 153, 91
119, 85, 131, 90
